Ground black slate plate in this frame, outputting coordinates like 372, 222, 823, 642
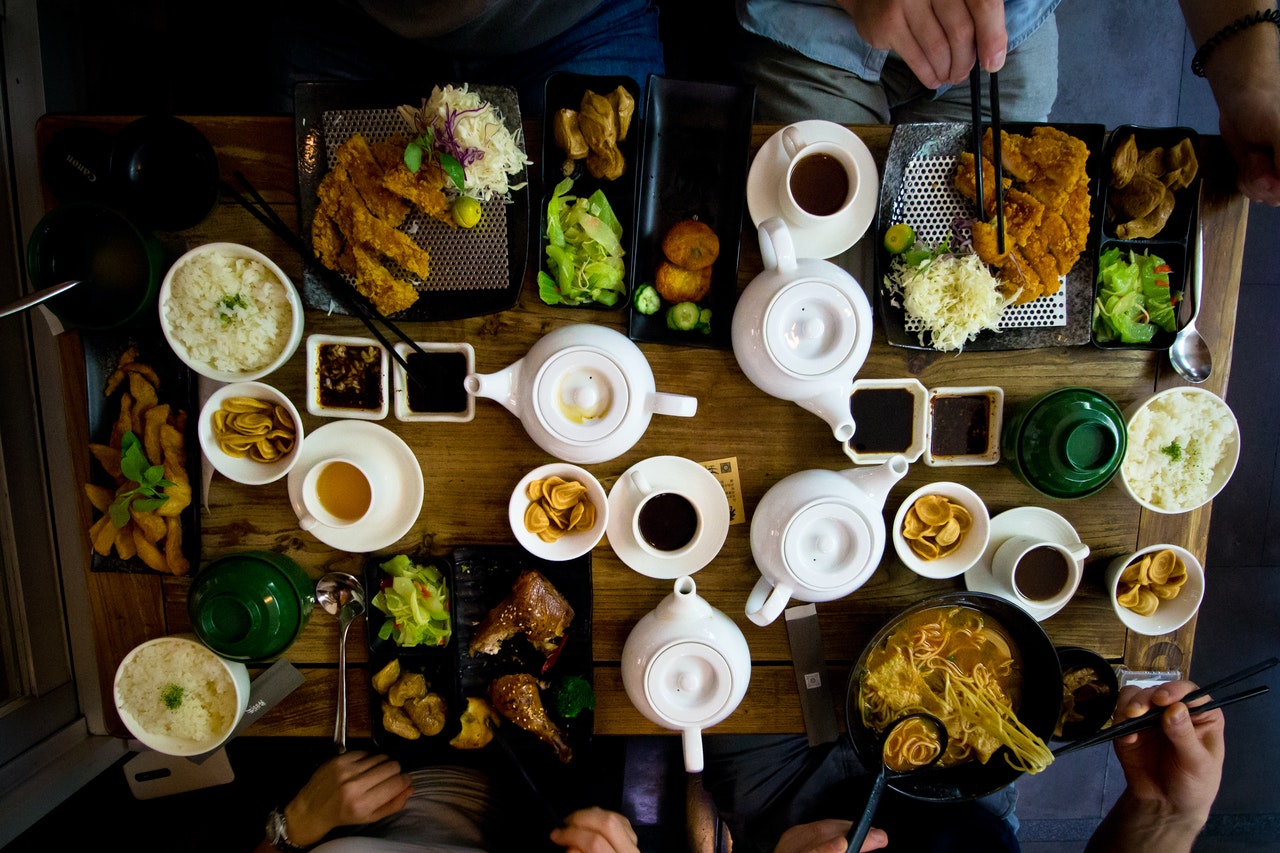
295, 81, 529, 321
875, 121, 1106, 351
82, 326, 202, 574
629, 75, 755, 349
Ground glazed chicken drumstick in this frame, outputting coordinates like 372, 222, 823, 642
488, 673, 573, 763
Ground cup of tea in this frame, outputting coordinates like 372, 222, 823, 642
778, 126, 859, 227
299, 458, 375, 530
628, 469, 703, 558
991, 536, 1089, 610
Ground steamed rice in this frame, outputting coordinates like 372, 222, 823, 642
1122, 389, 1238, 510
164, 250, 292, 373
116, 638, 239, 746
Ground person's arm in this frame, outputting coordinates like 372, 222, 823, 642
833, 0, 1007, 88
255, 751, 414, 852
1179, 0, 1280, 204
549, 807, 641, 853
1085, 680, 1225, 853
771, 819, 889, 853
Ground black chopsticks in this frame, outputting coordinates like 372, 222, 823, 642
1052, 656, 1278, 758
221, 171, 434, 395
969, 66, 1006, 255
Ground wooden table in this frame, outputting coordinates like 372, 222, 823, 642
39, 114, 1249, 741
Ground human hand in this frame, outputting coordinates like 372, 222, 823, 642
836, 0, 1007, 88
283, 751, 413, 846
549, 807, 640, 853
773, 819, 889, 853
1111, 680, 1225, 824
1216, 77, 1280, 205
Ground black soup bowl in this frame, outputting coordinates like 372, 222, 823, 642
846, 591, 1062, 801
26, 202, 165, 330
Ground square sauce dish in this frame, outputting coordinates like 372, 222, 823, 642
307, 334, 390, 421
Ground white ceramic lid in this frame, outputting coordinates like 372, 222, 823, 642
782, 501, 873, 590
533, 348, 630, 445
764, 279, 861, 377
644, 641, 735, 727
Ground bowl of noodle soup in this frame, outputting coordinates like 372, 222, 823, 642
847, 592, 1061, 801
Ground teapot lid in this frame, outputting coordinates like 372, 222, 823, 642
644, 641, 736, 727
782, 501, 873, 590
764, 279, 862, 377
533, 348, 630, 445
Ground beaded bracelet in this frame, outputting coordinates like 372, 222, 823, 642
1191, 8, 1280, 77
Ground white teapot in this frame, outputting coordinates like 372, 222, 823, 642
464, 324, 696, 464
746, 455, 908, 627
621, 576, 751, 773
731, 217, 873, 442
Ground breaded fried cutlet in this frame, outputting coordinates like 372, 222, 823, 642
335, 133, 410, 226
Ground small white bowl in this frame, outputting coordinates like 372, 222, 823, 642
306, 334, 390, 420
159, 242, 304, 382
892, 481, 991, 579
1118, 387, 1240, 514
1105, 544, 1205, 636
114, 634, 251, 756
508, 463, 608, 561
845, 378, 927, 465
198, 380, 304, 485
392, 341, 476, 423
924, 386, 1003, 467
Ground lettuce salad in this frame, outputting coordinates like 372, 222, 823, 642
538, 177, 626, 306
372, 554, 452, 647
1092, 248, 1177, 343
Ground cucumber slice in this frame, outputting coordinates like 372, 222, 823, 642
633, 283, 661, 315
666, 301, 700, 331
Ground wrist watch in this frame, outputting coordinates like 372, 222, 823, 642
265, 806, 310, 852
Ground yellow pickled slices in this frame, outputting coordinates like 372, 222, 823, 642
901, 494, 972, 561
1116, 548, 1187, 615
213, 396, 296, 463
523, 475, 596, 542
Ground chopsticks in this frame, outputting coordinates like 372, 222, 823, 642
494, 730, 564, 829
221, 171, 433, 395
1052, 656, 1278, 758
969, 66, 1006, 255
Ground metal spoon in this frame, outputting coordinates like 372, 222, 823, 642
1169, 208, 1212, 384
0, 279, 83, 319
846, 713, 950, 852
316, 571, 367, 753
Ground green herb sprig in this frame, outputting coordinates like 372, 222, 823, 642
403, 127, 466, 191
109, 431, 173, 528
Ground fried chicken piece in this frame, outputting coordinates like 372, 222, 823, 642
336, 133, 409, 226
1038, 211, 1075, 276
470, 570, 575, 660
405, 693, 448, 737
450, 697, 500, 750
488, 673, 573, 763
953, 151, 1011, 219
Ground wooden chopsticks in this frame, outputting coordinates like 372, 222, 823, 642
221, 171, 433, 394
969, 66, 1006, 255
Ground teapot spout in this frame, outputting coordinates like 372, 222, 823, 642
657, 575, 711, 620
463, 360, 523, 419
840, 455, 909, 512
797, 386, 857, 443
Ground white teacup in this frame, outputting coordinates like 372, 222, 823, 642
778, 126, 860, 227
628, 469, 704, 559
299, 457, 375, 531
991, 536, 1089, 610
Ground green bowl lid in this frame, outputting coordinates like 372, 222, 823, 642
188, 551, 313, 662
1013, 388, 1126, 499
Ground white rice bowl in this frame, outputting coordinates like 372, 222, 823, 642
1119, 387, 1240, 513
114, 635, 250, 756
160, 243, 303, 381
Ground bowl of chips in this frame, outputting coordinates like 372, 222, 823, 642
1105, 544, 1204, 636
198, 380, 303, 485
508, 463, 608, 561
891, 481, 990, 579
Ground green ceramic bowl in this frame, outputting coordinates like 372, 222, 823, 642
1002, 387, 1127, 500
188, 550, 316, 663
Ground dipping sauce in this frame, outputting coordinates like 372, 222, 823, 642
405, 351, 468, 413
637, 493, 698, 551
849, 387, 916, 454
931, 394, 992, 457
317, 343, 383, 410
1014, 546, 1071, 601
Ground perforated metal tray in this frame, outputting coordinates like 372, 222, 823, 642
875, 122, 1106, 350
295, 82, 529, 321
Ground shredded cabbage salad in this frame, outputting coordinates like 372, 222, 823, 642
538, 177, 627, 306
372, 554, 452, 647
398, 85, 531, 202
884, 239, 1013, 352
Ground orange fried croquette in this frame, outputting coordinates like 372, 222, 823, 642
661, 219, 720, 270
654, 261, 712, 303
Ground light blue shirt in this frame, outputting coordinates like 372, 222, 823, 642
737, 0, 1062, 81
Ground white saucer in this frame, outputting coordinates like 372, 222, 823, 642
287, 420, 424, 553
606, 456, 731, 579
963, 506, 1083, 622
746, 120, 879, 259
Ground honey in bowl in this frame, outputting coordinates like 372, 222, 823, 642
315, 460, 373, 522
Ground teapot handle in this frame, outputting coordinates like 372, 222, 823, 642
745, 575, 792, 627
681, 727, 705, 773
649, 391, 698, 418
758, 217, 798, 275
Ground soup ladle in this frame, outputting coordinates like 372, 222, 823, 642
316, 571, 366, 753
0, 279, 83, 319
845, 712, 950, 852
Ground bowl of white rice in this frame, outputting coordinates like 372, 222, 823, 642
1118, 387, 1240, 513
159, 242, 303, 382
114, 635, 250, 756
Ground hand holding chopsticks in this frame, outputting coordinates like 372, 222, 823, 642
968, 66, 1005, 255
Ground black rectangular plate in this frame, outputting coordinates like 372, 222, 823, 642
1101, 125, 1201, 244
536, 72, 642, 311
82, 327, 202, 574
875, 121, 1107, 351
1091, 237, 1188, 351
629, 75, 755, 349
295, 81, 529, 321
